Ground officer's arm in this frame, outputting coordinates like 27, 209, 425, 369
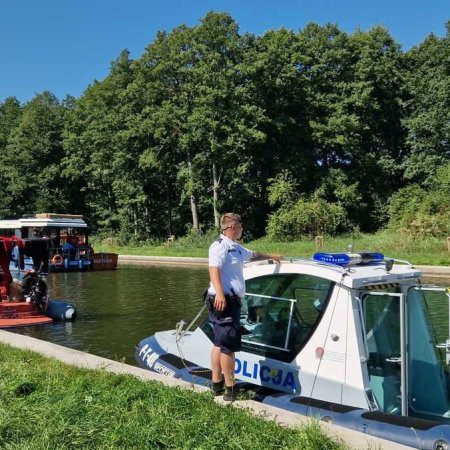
252, 252, 282, 264
209, 267, 226, 311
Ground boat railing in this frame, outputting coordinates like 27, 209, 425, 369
51, 244, 91, 260
383, 256, 415, 267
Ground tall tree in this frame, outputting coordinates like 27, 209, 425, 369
0, 97, 22, 217
2, 92, 66, 216
186, 12, 266, 228
62, 50, 141, 233
295, 23, 406, 230
403, 22, 450, 184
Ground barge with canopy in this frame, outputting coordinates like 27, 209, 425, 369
0, 213, 118, 272
136, 251, 450, 450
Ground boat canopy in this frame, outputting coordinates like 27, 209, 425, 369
0, 214, 87, 230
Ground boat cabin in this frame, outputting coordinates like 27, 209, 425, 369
228, 254, 450, 421
0, 213, 87, 243
153, 253, 450, 421
0, 214, 92, 270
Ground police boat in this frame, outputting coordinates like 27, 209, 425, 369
136, 252, 450, 450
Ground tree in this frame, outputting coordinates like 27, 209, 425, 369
295, 23, 407, 230
183, 12, 266, 229
63, 50, 142, 234
2, 92, 66, 216
0, 97, 22, 217
403, 23, 450, 184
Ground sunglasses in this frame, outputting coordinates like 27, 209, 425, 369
222, 222, 243, 232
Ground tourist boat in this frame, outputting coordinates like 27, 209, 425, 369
0, 236, 76, 328
0, 213, 118, 272
135, 252, 450, 450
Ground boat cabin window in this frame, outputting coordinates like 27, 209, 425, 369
240, 273, 334, 362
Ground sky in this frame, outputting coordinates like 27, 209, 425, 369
0, 0, 448, 104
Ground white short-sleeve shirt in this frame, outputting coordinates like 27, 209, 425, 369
208, 234, 254, 298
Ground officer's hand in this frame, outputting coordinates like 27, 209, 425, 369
272, 254, 282, 264
214, 293, 226, 311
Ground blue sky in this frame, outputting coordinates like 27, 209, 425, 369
0, 0, 448, 103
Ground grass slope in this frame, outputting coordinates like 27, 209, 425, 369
0, 344, 346, 450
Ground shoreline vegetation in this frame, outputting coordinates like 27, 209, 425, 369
0, 343, 346, 450
1, 14, 449, 254
92, 230, 450, 266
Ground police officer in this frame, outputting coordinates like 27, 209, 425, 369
207, 213, 281, 401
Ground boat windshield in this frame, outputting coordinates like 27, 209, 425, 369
239, 273, 334, 362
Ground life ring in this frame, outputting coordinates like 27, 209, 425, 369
52, 254, 64, 268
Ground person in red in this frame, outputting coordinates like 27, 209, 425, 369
0, 236, 24, 301
206, 213, 281, 401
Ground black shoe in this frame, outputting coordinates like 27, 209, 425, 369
223, 386, 240, 402
211, 380, 225, 396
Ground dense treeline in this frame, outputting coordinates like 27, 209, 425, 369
0, 13, 449, 241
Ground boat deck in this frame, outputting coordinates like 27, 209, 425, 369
0, 301, 53, 328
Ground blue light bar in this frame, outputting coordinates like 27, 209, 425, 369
313, 252, 384, 266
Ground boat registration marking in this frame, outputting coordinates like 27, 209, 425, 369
139, 344, 176, 377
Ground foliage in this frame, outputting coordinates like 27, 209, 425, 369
402, 23, 450, 184
0, 92, 68, 217
267, 171, 298, 208
0, 15, 449, 241
267, 196, 347, 241
388, 164, 450, 237
0, 97, 23, 217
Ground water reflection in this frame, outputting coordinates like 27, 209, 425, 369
15, 265, 209, 364
11, 268, 450, 366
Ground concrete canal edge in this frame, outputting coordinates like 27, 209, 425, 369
118, 254, 450, 278
118, 254, 209, 266
0, 330, 413, 450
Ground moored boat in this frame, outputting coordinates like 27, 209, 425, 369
91, 252, 119, 270
135, 252, 450, 450
0, 213, 118, 272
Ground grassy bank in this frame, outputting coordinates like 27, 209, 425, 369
92, 229, 450, 266
0, 344, 346, 450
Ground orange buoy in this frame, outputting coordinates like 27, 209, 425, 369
52, 254, 64, 267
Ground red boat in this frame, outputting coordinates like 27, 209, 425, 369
0, 236, 76, 328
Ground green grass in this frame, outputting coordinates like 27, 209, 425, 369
92, 229, 450, 266
0, 343, 347, 450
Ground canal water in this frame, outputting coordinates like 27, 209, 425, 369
14, 265, 210, 365
12, 266, 450, 366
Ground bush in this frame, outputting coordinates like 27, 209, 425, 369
266, 198, 347, 241
388, 183, 450, 237
387, 184, 427, 228
171, 228, 218, 249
